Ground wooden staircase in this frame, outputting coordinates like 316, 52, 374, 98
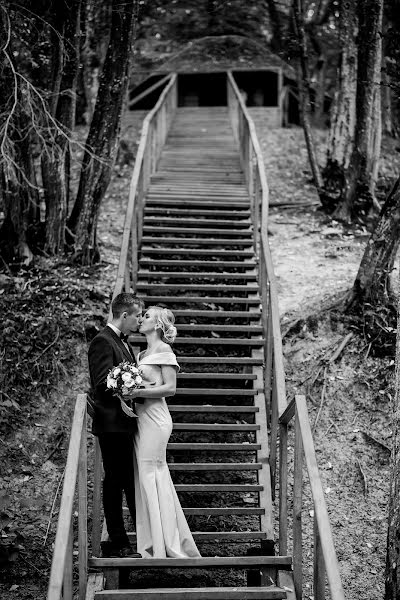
48, 75, 345, 600
87, 107, 291, 598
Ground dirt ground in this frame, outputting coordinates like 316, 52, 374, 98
0, 115, 395, 600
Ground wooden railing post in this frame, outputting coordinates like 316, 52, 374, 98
62, 524, 73, 600
78, 412, 88, 600
293, 406, 303, 600
91, 438, 102, 557
314, 515, 326, 600
278, 422, 288, 555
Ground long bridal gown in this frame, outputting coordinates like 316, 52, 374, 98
133, 351, 201, 559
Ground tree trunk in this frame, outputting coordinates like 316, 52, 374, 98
264, 0, 285, 53
345, 177, 400, 355
385, 283, 400, 598
348, 177, 400, 308
292, 0, 324, 194
68, 0, 136, 264
41, 0, 81, 255
322, 0, 357, 209
335, 0, 383, 221
81, 0, 112, 125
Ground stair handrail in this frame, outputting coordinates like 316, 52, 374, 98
114, 73, 177, 298
47, 394, 88, 600
279, 395, 345, 599
227, 71, 286, 488
90, 73, 178, 558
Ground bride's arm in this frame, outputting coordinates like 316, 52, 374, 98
129, 365, 177, 399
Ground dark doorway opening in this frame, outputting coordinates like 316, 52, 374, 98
178, 73, 227, 107
232, 70, 278, 107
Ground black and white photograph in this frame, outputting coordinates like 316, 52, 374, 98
0, 1, 399, 598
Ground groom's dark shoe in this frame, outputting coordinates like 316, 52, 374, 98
101, 541, 141, 558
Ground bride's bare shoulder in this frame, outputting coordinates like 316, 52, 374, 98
158, 342, 173, 353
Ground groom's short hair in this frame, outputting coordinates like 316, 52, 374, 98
111, 293, 144, 318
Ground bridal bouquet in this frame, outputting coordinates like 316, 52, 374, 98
106, 361, 143, 418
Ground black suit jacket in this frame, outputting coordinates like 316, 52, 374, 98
88, 326, 138, 435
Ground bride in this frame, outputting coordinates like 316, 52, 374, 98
128, 306, 200, 559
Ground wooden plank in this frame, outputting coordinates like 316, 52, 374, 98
144, 208, 251, 217
167, 443, 261, 451
85, 573, 104, 600
172, 423, 259, 431
279, 424, 288, 556
78, 418, 88, 600
47, 395, 86, 600
137, 283, 259, 291
141, 248, 253, 256
138, 296, 261, 304
314, 515, 326, 600
279, 397, 295, 425
177, 373, 257, 380
176, 357, 263, 364
130, 337, 264, 346
141, 237, 253, 246
143, 226, 253, 236
174, 389, 257, 396
295, 395, 345, 599
173, 484, 263, 492
94, 587, 286, 599
168, 405, 259, 413
144, 217, 252, 226
139, 260, 257, 268
89, 555, 292, 569
168, 462, 262, 471
293, 407, 303, 600
139, 272, 258, 280
171, 310, 260, 318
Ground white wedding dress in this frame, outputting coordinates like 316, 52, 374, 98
133, 351, 201, 559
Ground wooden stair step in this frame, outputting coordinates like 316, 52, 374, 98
123, 506, 265, 516
137, 283, 259, 292
168, 405, 259, 413
139, 259, 256, 268
168, 462, 262, 471
144, 208, 251, 217
171, 310, 260, 318
176, 357, 263, 364
141, 248, 253, 256
172, 423, 260, 431
177, 373, 257, 380
94, 587, 286, 599
145, 199, 249, 208
90, 555, 292, 569
143, 227, 253, 236
143, 217, 251, 226
167, 443, 261, 451
173, 325, 262, 332
127, 529, 266, 538
141, 237, 253, 246
138, 272, 257, 281
136, 296, 261, 304
174, 389, 258, 396
130, 336, 264, 346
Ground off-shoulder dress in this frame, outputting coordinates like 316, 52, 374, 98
133, 351, 201, 559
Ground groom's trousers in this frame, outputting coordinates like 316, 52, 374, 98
98, 433, 136, 547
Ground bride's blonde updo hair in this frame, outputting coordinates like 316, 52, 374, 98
149, 306, 177, 344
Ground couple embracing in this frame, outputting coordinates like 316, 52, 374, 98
88, 293, 200, 559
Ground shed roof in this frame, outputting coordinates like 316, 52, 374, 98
152, 35, 296, 79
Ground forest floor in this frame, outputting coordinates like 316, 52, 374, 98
0, 114, 397, 600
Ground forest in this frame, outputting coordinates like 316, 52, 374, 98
1, 0, 400, 599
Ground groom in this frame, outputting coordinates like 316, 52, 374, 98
88, 292, 144, 558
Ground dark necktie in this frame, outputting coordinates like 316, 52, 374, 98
120, 333, 129, 343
